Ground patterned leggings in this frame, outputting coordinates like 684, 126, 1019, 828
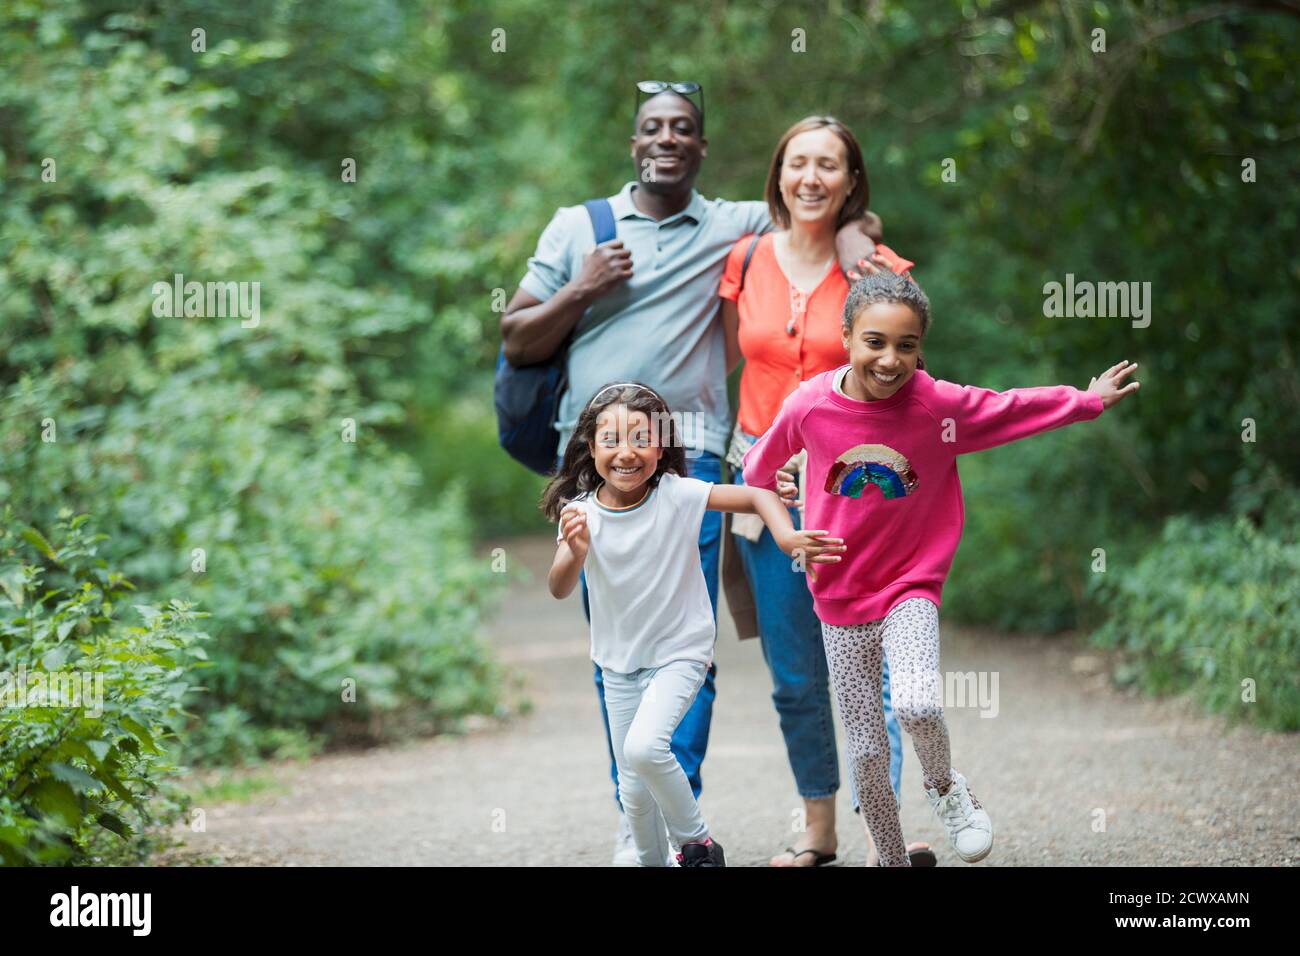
821, 598, 956, 867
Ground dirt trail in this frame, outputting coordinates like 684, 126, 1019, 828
167, 535, 1297, 866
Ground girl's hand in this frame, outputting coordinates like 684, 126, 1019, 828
775, 469, 800, 506
559, 504, 590, 561
846, 252, 891, 283
1087, 360, 1141, 409
776, 530, 845, 582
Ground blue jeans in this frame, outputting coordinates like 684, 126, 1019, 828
586, 451, 721, 805
733, 460, 903, 804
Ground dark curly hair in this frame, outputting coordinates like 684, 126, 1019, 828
540, 382, 687, 522
842, 270, 932, 370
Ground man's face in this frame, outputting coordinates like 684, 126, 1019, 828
629, 92, 707, 192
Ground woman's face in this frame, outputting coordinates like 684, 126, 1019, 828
779, 128, 854, 228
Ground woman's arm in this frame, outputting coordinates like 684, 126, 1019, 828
706, 485, 844, 568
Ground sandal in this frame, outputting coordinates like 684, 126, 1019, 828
773, 846, 838, 867
908, 846, 938, 867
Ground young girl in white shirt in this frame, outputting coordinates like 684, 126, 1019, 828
543, 381, 844, 867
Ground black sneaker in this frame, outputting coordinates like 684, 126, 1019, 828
678, 839, 726, 867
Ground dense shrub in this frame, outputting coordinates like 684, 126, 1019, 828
0, 511, 202, 864
1088, 491, 1300, 732
0, 4, 508, 765
1, 370, 505, 765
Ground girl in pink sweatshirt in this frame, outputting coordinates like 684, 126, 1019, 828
741, 270, 1140, 866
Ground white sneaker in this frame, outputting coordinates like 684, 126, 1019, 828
612, 813, 638, 866
927, 772, 993, 863
613, 811, 678, 866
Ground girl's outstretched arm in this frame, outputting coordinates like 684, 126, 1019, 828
1087, 360, 1141, 408
741, 388, 808, 491
548, 504, 589, 599
707, 485, 845, 571
931, 361, 1138, 456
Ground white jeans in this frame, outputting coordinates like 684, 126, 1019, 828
603, 658, 710, 866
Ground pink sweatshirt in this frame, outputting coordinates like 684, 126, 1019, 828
741, 367, 1105, 625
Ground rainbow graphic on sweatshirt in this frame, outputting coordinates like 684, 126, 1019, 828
824, 444, 919, 500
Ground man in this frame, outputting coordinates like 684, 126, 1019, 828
501, 82, 875, 864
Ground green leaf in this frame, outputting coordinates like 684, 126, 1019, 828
29, 779, 82, 827
41, 644, 71, 670
96, 812, 133, 839
0, 569, 24, 608
120, 716, 161, 755
133, 605, 162, 624
93, 764, 136, 804
48, 761, 104, 794
21, 527, 58, 562
85, 739, 112, 762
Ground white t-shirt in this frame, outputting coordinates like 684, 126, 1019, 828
557, 472, 716, 673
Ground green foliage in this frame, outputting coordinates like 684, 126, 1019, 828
0, 0, 507, 768
1, 365, 506, 766
0, 510, 202, 865
404, 379, 551, 539
1089, 493, 1300, 731
424, 0, 1299, 631
945, 397, 1151, 632
1, 0, 1295, 811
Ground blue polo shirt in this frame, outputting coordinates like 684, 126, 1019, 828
519, 181, 771, 458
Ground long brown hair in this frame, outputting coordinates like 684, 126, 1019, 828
540, 382, 688, 522
764, 115, 869, 231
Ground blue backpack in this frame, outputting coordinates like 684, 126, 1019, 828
494, 199, 617, 475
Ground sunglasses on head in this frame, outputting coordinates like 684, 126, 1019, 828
634, 80, 704, 133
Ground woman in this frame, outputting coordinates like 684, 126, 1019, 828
719, 115, 932, 867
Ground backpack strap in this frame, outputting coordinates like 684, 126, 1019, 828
738, 232, 762, 294
584, 198, 617, 245
547, 198, 618, 361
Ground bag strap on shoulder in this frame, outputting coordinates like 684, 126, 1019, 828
738, 232, 762, 294
583, 198, 617, 245
544, 198, 617, 361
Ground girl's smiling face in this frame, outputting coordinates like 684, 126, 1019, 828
589, 405, 663, 503
841, 302, 924, 401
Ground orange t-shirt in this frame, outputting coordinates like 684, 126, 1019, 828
720, 232, 851, 436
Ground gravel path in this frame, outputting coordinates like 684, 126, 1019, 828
165, 535, 1298, 866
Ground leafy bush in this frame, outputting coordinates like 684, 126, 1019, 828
0, 5, 508, 765
1088, 494, 1300, 732
1, 369, 506, 765
0, 510, 204, 865
405, 380, 551, 539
